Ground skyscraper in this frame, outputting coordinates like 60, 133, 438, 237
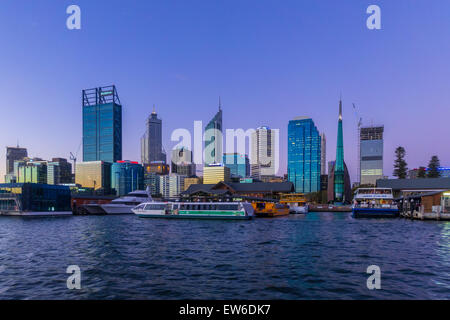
360, 126, 384, 185
287, 117, 321, 193
82, 86, 122, 163
223, 153, 250, 178
251, 126, 277, 179
6, 146, 28, 175
320, 133, 327, 175
171, 147, 196, 176
333, 100, 345, 203
111, 161, 144, 196
204, 100, 223, 165
141, 106, 166, 165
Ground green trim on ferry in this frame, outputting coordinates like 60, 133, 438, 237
178, 210, 245, 216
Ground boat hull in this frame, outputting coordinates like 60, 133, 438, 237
352, 208, 399, 218
100, 205, 134, 215
136, 213, 252, 220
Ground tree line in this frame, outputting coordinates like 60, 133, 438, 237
393, 146, 441, 179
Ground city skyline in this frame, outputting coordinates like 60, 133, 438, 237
1, 1, 450, 182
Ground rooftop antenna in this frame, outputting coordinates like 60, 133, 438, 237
219, 96, 222, 111
152, 104, 156, 114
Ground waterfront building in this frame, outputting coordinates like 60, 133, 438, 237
203, 164, 230, 184
287, 117, 321, 193
182, 181, 294, 200
159, 174, 186, 198
360, 126, 384, 185
204, 102, 223, 166
75, 161, 112, 194
320, 133, 327, 175
333, 100, 345, 203
183, 176, 203, 192
171, 147, 196, 176
6, 146, 28, 175
82, 86, 122, 163
111, 161, 144, 196
251, 126, 277, 179
223, 153, 250, 178
0, 183, 71, 212
47, 158, 72, 185
377, 177, 450, 199
141, 107, 166, 164
16, 159, 48, 184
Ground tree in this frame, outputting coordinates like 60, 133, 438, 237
393, 146, 408, 179
427, 156, 441, 178
417, 166, 426, 178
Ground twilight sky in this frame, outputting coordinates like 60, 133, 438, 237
1, 0, 449, 182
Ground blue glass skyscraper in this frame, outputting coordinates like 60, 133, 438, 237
288, 117, 321, 193
223, 153, 250, 178
111, 161, 144, 196
82, 86, 122, 163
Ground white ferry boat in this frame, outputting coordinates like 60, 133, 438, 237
352, 188, 399, 218
132, 202, 254, 220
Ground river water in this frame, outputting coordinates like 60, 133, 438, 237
0, 212, 448, 299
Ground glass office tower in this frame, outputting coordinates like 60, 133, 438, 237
288, 117, 321, 193
360, 126, 384, 185
111, 161, 144, 196
82, 86, 122, 163
223, 153, 250, 178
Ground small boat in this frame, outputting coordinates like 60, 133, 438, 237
133, 202, 254, 220
252, 202, 290, 217
279, 193, 309, 214
352, 188, 399, 218
100, 189, 153, 215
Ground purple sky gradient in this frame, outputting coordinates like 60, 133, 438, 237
1, 0, 449, 182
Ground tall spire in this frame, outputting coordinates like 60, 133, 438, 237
218, 96, 222, 111
152, 104, 156, 115
339, 98, 342, 120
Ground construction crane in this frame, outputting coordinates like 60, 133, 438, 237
70, 141, 82, 180
353, 103, 362, 185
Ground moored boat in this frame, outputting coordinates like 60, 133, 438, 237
133, 202, 254, 220
352, 188, 399, 218
279, 193, 309, 214
252, 202, 290, 217
100, 190, 153, 215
